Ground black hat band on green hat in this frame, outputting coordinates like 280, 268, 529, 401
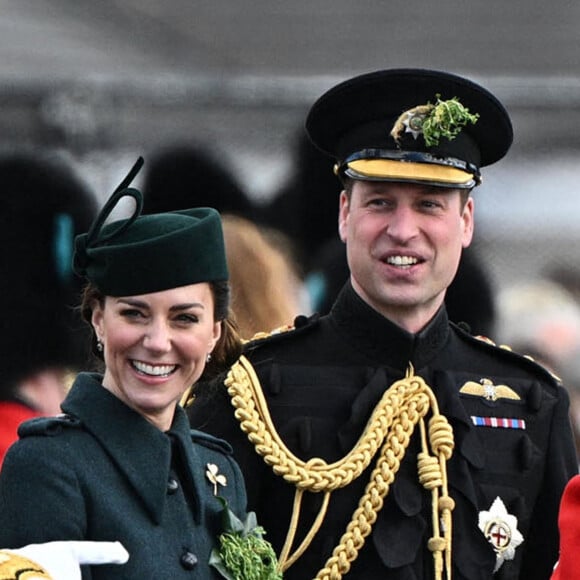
74, 158, 228, 296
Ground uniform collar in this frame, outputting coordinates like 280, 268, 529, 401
61, 373, 202, 524
329, 281, 450, 371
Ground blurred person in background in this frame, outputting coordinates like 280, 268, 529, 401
494, 278, 580, 373
550, 471, 580, 579
303, 236, 349, 315
444, 244, 497, 338
222, 214, 307, 340
142, 142, 256, 220
0, 151, 97, 468
558, 355, 580, 465
260, 129, 341, 271
495, 278, 580, 465
188, 68, 578, 579
545, 264, 580, 307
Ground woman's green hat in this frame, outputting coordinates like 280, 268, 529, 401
73, 158, 228, 296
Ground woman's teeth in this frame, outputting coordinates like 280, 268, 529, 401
132, 361, 176, 377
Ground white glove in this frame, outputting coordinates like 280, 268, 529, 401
0, 540, 129, 580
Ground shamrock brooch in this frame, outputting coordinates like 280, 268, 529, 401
206, 463, 228, 496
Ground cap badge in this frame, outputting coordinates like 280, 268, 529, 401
478, 496, 524, 572
390, 95, 479, 147
206, 463, 228, 496
460, 378, 520, 402
396, 105, 432, 141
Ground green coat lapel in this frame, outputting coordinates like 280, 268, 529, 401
62, 373, 174, 525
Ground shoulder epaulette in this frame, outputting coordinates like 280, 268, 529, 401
244, 313, 321, 349
452, 323, 561, 384
17, 414, 82, 438
190, 429, 233, 455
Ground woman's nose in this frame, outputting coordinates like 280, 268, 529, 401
143, 321, 172, 352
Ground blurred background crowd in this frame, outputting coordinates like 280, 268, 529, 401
3, 0, 580, 463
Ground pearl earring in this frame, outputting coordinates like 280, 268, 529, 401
97, 339, 104, 352
206, 353, 212, 363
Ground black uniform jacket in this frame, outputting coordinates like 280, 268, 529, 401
188, 282, 578, 580
0, 372, 248, 579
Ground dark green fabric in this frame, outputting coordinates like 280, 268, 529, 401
75, 198, 228, 296
0, 373, 247, 579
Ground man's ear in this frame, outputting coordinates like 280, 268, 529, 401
461, 196, 475, 248
338, 190, 350, 243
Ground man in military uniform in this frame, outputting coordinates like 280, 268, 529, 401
188, 69, 578, 579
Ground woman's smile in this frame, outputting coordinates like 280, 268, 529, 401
92, 283, 221, 430
130, 360, 178, 378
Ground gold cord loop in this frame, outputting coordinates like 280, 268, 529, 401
225, 356, 455, 579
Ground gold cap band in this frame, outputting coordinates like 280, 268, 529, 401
345, 158, 476, 187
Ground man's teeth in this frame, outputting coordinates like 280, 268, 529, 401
387, 256, 418, 266
132, 361, 176, 377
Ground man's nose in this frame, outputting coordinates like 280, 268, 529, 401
386, 206, 419, 242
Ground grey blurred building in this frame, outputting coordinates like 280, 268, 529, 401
3, 0, 580, 295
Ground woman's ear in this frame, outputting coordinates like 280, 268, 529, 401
211, 321, 222, 350
91, 301, 105, 342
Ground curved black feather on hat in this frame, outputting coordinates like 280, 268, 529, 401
74, 157, 229, 297
73, 157, 144, 276
84, 156, 145, 247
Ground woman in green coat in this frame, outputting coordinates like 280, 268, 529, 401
0, 160, 278, 579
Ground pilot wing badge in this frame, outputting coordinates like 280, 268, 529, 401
460, 378, 520, 402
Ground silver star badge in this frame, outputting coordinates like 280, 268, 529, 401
478, 496, 524, 572
402, 111, 426, 139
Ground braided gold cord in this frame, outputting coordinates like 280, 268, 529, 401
316, 378, 428, 580
226, 358, 429, 490
428, 414, 455, 578
225, 357, 455, 579
417, 388, 455, 580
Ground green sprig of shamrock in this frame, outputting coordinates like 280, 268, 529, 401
210, 496, 282, 580
421, 95, 479, 147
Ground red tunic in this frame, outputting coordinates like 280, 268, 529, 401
552, 474, 580, 579
0, 402, 39, 469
